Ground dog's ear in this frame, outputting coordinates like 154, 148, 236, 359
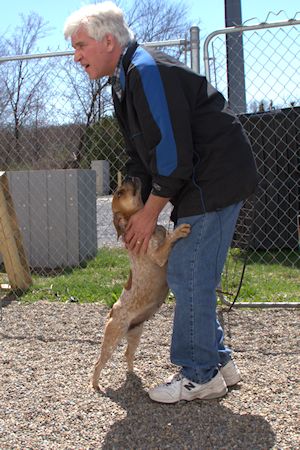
113, 212, 127, 239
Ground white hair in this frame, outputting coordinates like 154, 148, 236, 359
63, 1, 134, 46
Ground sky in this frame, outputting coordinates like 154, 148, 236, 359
0, 0, 299, 53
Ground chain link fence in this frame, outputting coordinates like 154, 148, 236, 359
0, 36, 190, 280
0, 18, 299, 304
203, 16, 299, 306
204, 18, 299, 262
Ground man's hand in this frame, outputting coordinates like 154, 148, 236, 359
124, 194, 170, 254
125, 208, 157, 254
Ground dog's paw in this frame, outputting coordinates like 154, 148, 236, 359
90, 379, 101, 391
176, 223, 191, 237
92, 384, 100, 392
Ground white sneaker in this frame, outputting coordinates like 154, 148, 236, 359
220, 359, 241, 387
149, 371, 228, 404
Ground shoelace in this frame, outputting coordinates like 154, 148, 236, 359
166, 373, 183, 385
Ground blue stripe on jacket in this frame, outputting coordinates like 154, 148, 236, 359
120, 64, 125, 90
131, 46, 177, 176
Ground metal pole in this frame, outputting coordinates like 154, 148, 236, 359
190, 26, 200, 73
224, 0, 247, 113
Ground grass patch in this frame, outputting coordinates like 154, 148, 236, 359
2, 248, 299, 307
20, 248, 130, 307
221, 249, 300, 304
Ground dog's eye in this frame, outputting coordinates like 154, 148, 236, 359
117, 189, 125, 198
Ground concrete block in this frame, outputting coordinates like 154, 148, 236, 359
91, 160, 110, 195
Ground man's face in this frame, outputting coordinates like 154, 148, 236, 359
71, 26, 118, 79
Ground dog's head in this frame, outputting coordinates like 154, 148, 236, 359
112, 177, 144, 238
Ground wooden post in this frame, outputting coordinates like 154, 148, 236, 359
0, 172, 32, 291
117, 171, 122, 187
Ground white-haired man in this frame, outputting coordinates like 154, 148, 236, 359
64, 1, 258, 404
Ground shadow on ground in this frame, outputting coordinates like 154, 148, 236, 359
101, 373, 275, 450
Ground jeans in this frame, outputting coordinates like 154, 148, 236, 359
167, 202, 242, 384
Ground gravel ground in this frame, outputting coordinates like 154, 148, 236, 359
0, 300, 299, 450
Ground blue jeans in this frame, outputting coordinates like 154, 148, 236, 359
167, 202, 242, 384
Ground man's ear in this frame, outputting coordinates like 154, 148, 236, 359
113, 212, 127, 239
104, 33, 117, 52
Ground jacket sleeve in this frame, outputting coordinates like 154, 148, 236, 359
128, 58, 195, 199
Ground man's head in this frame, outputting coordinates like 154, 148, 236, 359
64, 2, 134, 79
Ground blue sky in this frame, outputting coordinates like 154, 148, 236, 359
1, 0, 299, 52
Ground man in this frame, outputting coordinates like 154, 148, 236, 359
64, 1, 258, 403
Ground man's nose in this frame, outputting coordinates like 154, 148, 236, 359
74, 49, 81, 63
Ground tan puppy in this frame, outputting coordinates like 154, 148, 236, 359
91, 177, 190, 390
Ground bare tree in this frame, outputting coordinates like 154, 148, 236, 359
0, 38, 10, 119
1, 13, 52, 165
61, 62, 111, 125
56, 59, 112, 166
124, 0, 191, 43
5, 12, 51, 55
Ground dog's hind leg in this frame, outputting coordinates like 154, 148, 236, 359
91, 310, 128, 390
125, 323, 144, 372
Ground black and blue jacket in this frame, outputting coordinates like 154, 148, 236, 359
112, 41, 258, 221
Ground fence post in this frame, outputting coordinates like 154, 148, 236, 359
225, 0, 247, 113
0, 172, 32, 291
190, 26, 200, 74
